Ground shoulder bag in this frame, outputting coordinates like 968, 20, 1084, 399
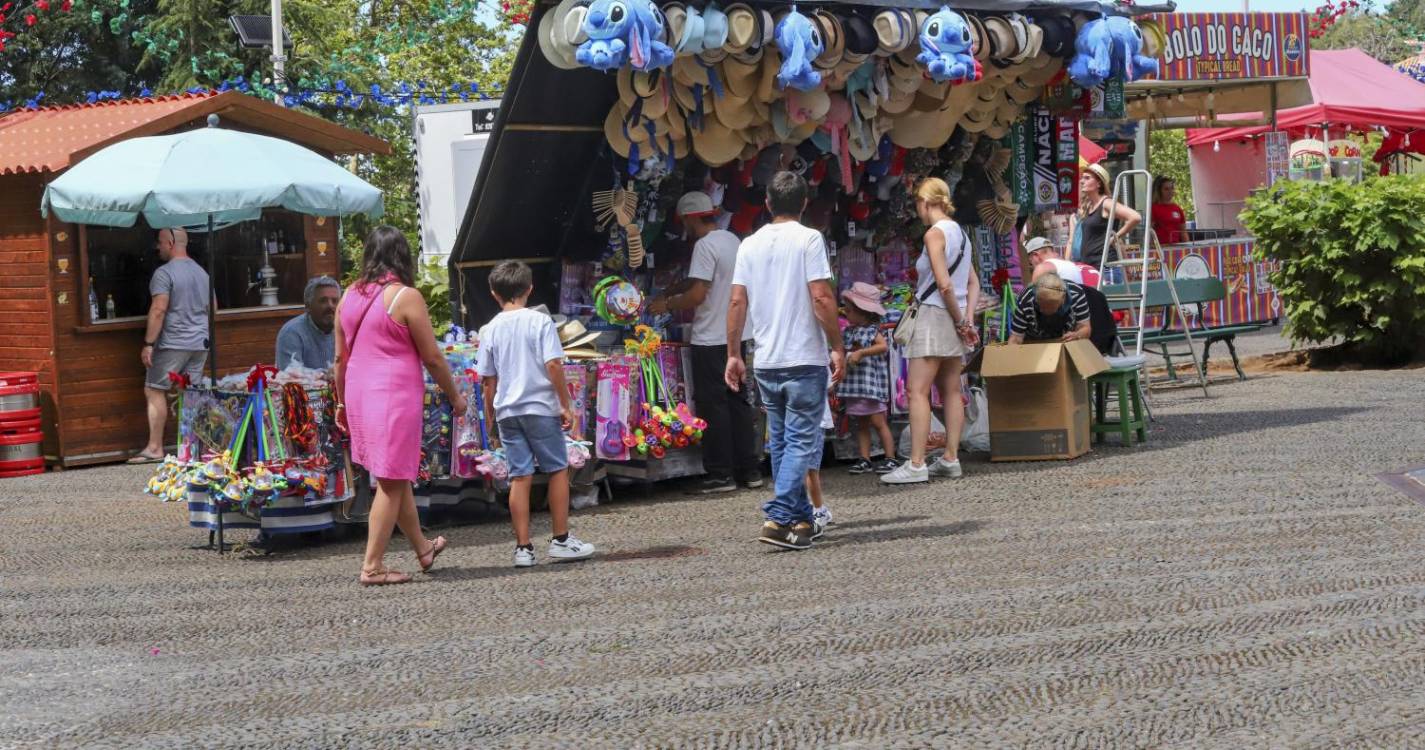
893, 231, 969, 347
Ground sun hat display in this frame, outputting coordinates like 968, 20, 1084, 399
756, 46, 782, 102
539, 0, 587, 70
967, 15, 992, 62
713, 89, 756, 130
841, 281, 888, 317
812, 9, 846, 69
604, 106, 635, 157
720, 54, 760, 98
700, 3, 730, 61
558, 318, 603, 349
873, 8, 916, 56
724, 3, 760, 52
1037, 13, 1076, 58
619, 68, 670, 120
691, 116, 745, 165
842, 14, 878, 63
982, 16, 1018, 62
887, 50, 922, 93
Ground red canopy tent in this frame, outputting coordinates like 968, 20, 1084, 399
1079, 135, 1107, 164
1185, 49, 1425, 149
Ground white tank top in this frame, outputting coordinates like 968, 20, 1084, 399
914, 219, 971, 310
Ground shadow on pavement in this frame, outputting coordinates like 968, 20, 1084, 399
817, 520, 985, 547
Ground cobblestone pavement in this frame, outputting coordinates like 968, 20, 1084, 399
4, 365, 1425, 749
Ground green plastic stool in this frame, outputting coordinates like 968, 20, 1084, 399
1089, 366, 1148, 446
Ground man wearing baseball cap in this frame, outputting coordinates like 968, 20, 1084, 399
1024, 236, 1100, 288
649, 192, 763, 494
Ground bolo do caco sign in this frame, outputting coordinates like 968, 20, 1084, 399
1146, 12, 1310, 81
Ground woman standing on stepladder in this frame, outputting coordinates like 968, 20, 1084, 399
335, 227, 468, 586
882, 178, 980, 485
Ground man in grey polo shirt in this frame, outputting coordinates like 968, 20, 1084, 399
132, 227, 210, 463
276, 276, 341, 370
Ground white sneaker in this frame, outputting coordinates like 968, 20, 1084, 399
928, 458, 963, 478
548, 535, 595, 562
513, 546, 536, 568
812, 505, 834, 527
880, 461, 929, 484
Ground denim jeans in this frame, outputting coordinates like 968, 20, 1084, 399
754, 365, 828, 525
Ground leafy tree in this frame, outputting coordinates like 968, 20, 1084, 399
1148, 128, 1194, 219
0, 1, 160, 104
1313, 7, 1415, 63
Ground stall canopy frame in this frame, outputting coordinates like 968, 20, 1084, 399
447, 0, 1173, 327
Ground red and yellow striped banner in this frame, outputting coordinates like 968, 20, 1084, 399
1145, 13, 1310, 82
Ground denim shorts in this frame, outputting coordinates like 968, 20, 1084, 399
497, 414, 569, 477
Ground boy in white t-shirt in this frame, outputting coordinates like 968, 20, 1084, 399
476, 261, 595, 568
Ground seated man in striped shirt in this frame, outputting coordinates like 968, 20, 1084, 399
1008, 273, 1092, 345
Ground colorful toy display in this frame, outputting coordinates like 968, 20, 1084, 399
916, 7, 979, 84
593, 275, 645, 325
622, 326, 706, 458
775, 9, 825, 91
1068, 15, 1160, 88
578, 0, 675, 72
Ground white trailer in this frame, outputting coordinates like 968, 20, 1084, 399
412, 100, 500, 266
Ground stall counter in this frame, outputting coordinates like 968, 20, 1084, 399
1129, 235, 1282, 329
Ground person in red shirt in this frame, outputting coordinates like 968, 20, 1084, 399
1151, 176, 1188, 245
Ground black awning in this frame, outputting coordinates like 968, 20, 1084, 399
449, 0, 1172, 269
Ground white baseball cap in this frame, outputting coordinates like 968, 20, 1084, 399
676, 191, 717, 218
1025, 236, 1054, 254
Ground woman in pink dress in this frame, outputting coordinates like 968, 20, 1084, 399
335, 227, 468, 586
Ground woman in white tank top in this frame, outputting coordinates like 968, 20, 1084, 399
882, 178, 982, 486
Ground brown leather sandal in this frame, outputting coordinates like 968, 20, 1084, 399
359, 568, 412, 586
416, 536, 448, 572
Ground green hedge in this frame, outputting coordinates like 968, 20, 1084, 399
1242, 176, 1425, 362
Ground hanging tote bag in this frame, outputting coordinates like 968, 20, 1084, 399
893, 232, 969, 347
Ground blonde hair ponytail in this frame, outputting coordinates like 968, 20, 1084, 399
914, 177, 954, 215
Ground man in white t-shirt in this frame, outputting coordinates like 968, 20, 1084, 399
649, 192, 762, 495
726, 171, 845, 551
1025, 236, 1101, 288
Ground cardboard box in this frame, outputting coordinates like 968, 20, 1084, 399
980, 340, 1110, 461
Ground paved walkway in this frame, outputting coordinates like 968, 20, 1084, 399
3, 363, 1424, 748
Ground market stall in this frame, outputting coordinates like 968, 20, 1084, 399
448, 0, 1181, 471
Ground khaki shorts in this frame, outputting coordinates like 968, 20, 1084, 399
146, 348, 207, 390
905, 304, 968, 359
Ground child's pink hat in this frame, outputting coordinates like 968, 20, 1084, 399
840, 281, 886, 317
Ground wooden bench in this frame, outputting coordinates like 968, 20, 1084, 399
1100, 277, 1266, 381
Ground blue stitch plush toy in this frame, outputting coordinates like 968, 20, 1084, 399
916, 6, 979, 84
775, 9, 824, 91
578, 0, 675, 72
1067, 16, 1159, 88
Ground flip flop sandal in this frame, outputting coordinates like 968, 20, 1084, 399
417, 536, 448, 572
359, 568, 413, 586
126, 453, 163, 465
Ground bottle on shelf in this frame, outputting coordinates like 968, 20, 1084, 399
88, 278, 100, 322
104, 294, 117, 320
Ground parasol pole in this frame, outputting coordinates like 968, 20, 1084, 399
208, 212, 218, 385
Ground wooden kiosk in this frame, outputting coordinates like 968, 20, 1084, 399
0, 92, 389, 467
